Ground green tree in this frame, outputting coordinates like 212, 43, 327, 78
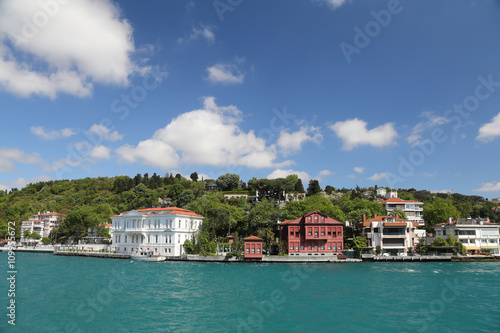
352, 236, 368, 258
390, 208, 407, 219
183, 239, 195, 254
295, 179, 305, 193
415, 236, 429, 254
190, 172, 198, 182
31, 232, 41, 240
41, 237, 51, 245
423, 197, 460, 226
248, 199, 279, 234
283, 195, 345, 222
306, 180, 321, 196
23, 229, 31, 239
216, 173, 240, 191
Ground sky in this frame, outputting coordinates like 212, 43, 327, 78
1, 0, 500, 198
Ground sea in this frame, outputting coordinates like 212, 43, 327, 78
0, 252, 499, 333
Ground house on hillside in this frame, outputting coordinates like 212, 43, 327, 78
358, 214, 422, 255
381, 197, 425, 226
111, 207, 204, 256
433, 217, 500, 254
21, 211, 64, 244
280, 211, 344, 256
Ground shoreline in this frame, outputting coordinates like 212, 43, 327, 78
2, 247, 499, 262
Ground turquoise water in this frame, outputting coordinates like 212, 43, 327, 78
1, 253, 499, 333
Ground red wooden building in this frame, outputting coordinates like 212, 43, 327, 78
280, 211, 344, 256
244, 236, 263, 259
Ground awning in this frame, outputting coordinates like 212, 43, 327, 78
481, 246, 500, 249
383, 223, 407, 227
465, 246, 480, 250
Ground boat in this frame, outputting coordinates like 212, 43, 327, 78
130, 249, 166, 262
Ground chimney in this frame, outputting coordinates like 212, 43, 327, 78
448, 217, 452, 224
362, 214, 366, 223
396, 214, 399, 219
374, 214, 377, 218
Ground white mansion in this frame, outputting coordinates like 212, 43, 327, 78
110, 207, 204, 256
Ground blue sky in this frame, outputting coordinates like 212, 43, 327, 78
1, 0, 500, 198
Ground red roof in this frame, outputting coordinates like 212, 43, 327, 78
360, 215, 418, 227
244, 236, 263, 241
281, 211, 343, 225
381, 198, 423, 204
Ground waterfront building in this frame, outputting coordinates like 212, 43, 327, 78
376, 188, 387, 197
244, 236, 263, 259
491, 197, 500, 203
381, 197, 425, 226
433, 217, 500, 254
359, 214, 421, 255
110, 207, 204, 256
280, 211, 344, 256
21, 211, 63, 242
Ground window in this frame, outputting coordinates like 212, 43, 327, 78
333, 246, 336, 251
328, 245, 331, 250
315, 215, 318, 220
308, 245, 312, 250
155, 235, 158, 243
314, 245, 318, 251
321, 245, 325, 250
338, 231, 341, 236
338, 245, 342, 250
252, 248, 255, 253
315, 231, 318, 237
290, 231, 294, 236
322, 216, 325, 220
328, 231, 331, 236
295, 246, 299, 250
301, 246, 304, 250
246, 248, 250, 253
308, 231, 312, 236
125, 235, 127, 243
257, 248, 261, 253
321, 231, 325, 236
290, 245, 294, 250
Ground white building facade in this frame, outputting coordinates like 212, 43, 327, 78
433, 218, 500, 254
111, 207, 204, 256
21, 211, 63, 241
382, 197, 425, 226
360, 214, 420, 254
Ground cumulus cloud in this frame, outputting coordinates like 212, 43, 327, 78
0, 174, 51, 191
31, 126, 77, 140
476, 112, 500, 143
368, 172, 388, 181
277, 126, 322, 156
88, 124, 123, 142
178, 24, 215, 44
330, 118, 398, 150
0, 0, 145, 99
88, 145, 111, 160
0, 147, 43, 172
354, 166, 364, 174
408, 111, 449, 146
474, 181, 500, 193
116, 97, 290, 169
206, 63, 244, 84
312, 0, 349, 10
267, 169, 311, 183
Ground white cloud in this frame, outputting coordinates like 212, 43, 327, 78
476, 112, 500, 143
31, 126, 76, 140
116, 97, 290, 169
277, 126, 322, 156
330, 118, 398, 150
312, 0, 349, 10
354, 166, 364, 174
0, 0, 145, 99
0, 147, 43, 172
178, 24, 215, 44
408, 111, 449, 146
0, 174, 51, 191
474, 181, 500, 193
88, 145, 111, 160
88, 124, 123, 142
318, 170, 331, 177
368, 173, 388, 181
206, 63, 244, 84
267, 169, 311, 183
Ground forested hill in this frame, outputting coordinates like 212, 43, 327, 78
0, 172, 498, 242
